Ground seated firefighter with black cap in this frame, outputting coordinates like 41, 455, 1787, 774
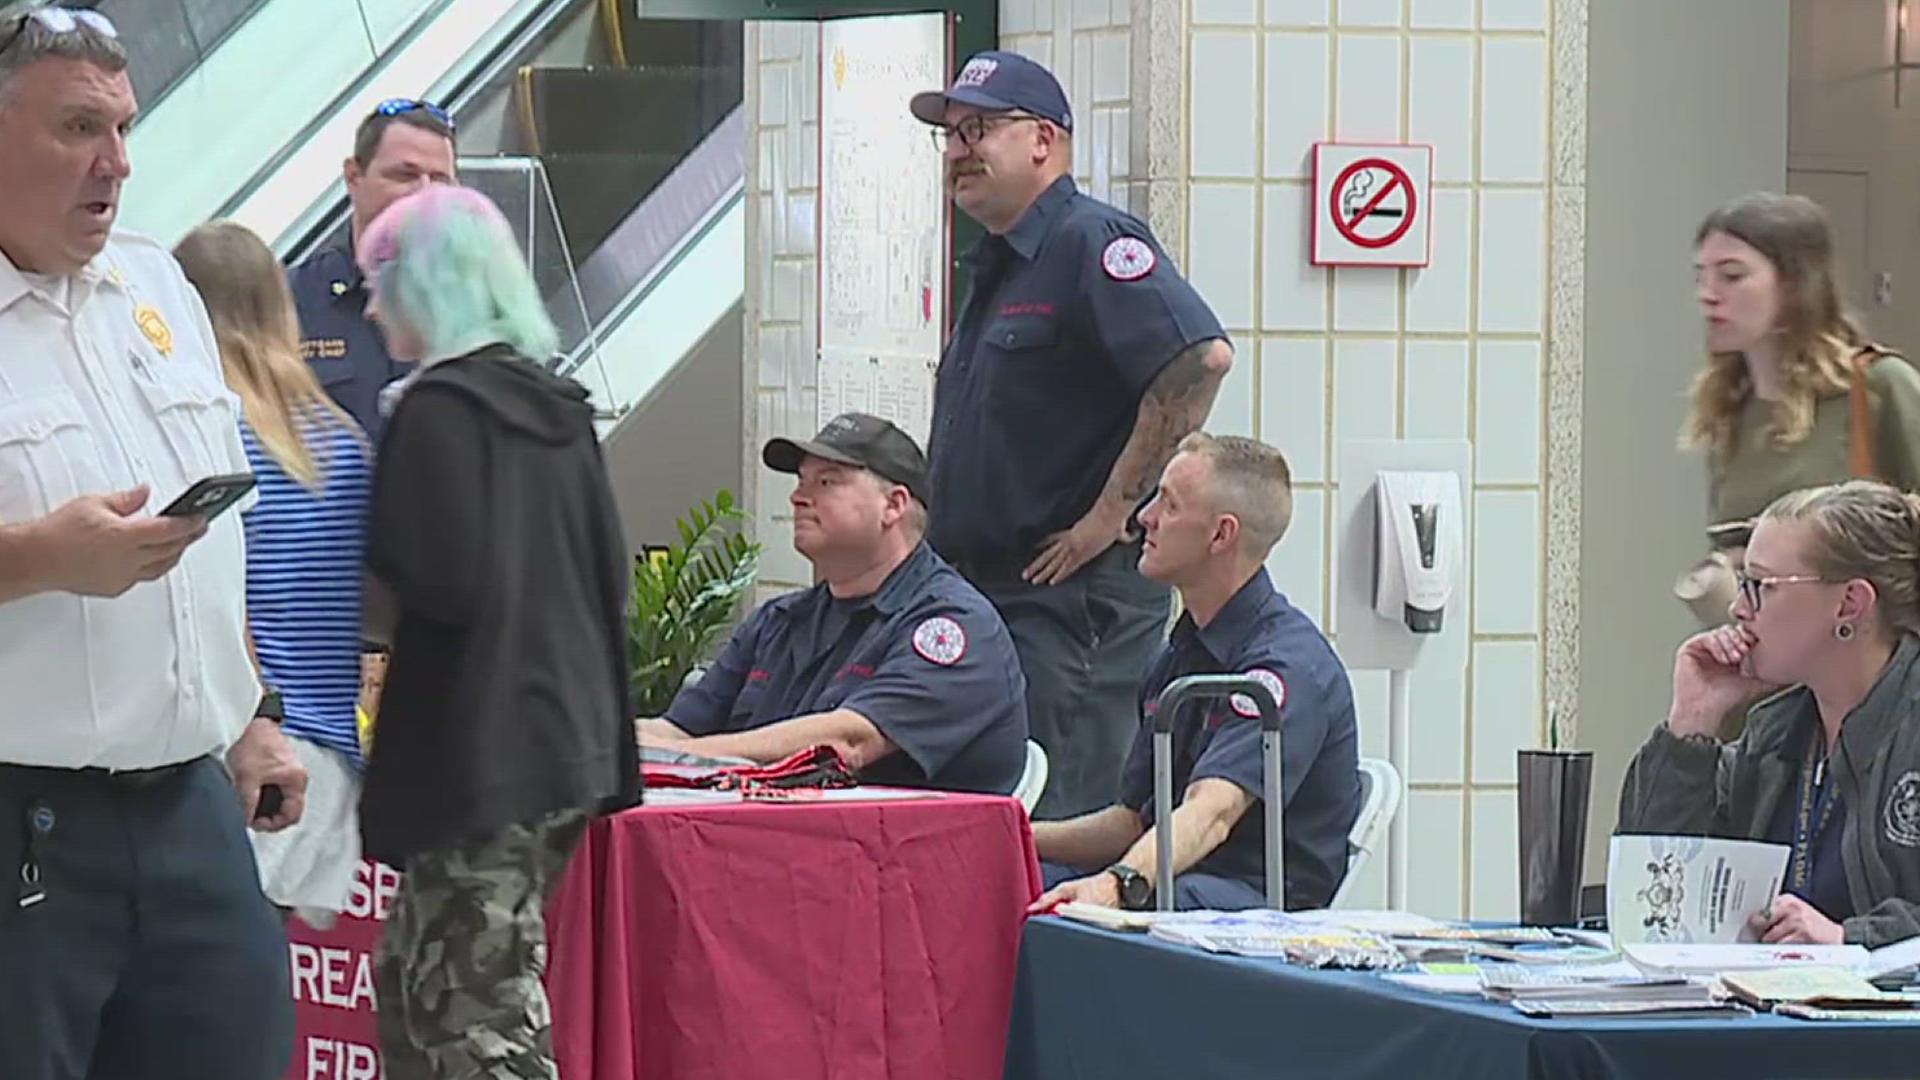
637, 413, 1031, 795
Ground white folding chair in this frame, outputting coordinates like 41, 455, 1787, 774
1012, 739, 1049, 814
1331, 757, 1403, 908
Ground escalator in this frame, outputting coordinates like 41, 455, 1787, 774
272, 1, 749, 445
111, 0, 555, 247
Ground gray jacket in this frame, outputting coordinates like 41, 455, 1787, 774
1618, 635, 1920, 948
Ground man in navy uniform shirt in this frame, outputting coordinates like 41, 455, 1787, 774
1030, 434, 1361, 912
288, 99, 456, 441
638, 413, 1029, 795
910, 52, 1232, 819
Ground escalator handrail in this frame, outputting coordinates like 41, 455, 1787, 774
204, 0, 465, 229
272, 0, 590, 265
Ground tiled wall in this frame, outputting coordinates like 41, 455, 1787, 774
999, 0, 1135, 211
1173, 0, 1566, 919
744, 21, 823, 595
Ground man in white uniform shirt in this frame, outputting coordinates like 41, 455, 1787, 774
0, 8, 307, 1078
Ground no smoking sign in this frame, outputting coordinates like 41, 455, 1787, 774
1311, 143, 1434, 267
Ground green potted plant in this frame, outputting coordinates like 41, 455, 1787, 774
627, 490, 762, 716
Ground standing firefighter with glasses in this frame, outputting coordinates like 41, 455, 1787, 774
908, 51, 1233, 819
1622, 480, 1920, 948
0, 6, 308, 1077
289, 97, 457, 443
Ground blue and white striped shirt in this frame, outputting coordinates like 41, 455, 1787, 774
240, 416, 370, 765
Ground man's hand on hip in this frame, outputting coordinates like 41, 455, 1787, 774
31, 486, 207, 598
228, 717, 308, 832
1024, 499, 1129, 586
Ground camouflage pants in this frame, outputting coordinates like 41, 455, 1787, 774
375, 811, 588, 1080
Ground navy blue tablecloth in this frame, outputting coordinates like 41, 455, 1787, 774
1003, 918, 1920, 1080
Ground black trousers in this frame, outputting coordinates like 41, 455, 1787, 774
968, 542, 1170, 820
0, 757, 293, 1080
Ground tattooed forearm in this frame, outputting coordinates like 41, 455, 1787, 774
1101, 338, 1233, 507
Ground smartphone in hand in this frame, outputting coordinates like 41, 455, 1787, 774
159, 473, 256, 523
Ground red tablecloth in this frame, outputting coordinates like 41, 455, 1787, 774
546, 793, 1041, 1080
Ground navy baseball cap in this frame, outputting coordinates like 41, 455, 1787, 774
909, 50, 1073, 134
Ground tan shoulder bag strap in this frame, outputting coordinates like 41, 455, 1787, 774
1849, 346, 1883, 480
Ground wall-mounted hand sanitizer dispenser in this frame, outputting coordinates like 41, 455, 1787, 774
1373, 470, 1463, 633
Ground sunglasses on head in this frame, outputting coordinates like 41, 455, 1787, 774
373, 97, 455, 132
0, 5, 118, 56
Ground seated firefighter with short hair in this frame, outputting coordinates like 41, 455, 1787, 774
1031, 433, 1362, 911
638, 413, 1030, 795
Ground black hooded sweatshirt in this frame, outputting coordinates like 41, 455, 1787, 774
360, 344, 637, 864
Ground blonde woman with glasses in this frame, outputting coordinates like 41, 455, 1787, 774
1623, 480, 1920, 948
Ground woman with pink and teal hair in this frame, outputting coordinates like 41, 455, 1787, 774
353, 185, 637, 1077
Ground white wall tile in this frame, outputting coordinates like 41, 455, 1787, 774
1408, 36, 1474, 184
1074, 0, 1108, 29
1403, 340, 1469, 440
1266, 489, 1328, 625
1335, 34, 1402, 141
1475, 340, 1543, 483
1195, 0, 1259, 23
1110, 0, 1127, 27
1477, 188, 1545, 333
1481, 0, 1548, 31
1479, 37, 1547, 183
798, 122, 820, 188
1072, 34, 1095, 140
1213, 339, 1258, 437
1264, 32, 1330, 180
1410, 0, 1473, 27
1093, 30, 1130, 104
1348, 667, 1390, 763
1111, 105, 1131, 181
1337, 0, 1401, 27
1000, 0, 1032, 35
1408, 657, 1467, 783
1258, 336, 1328, 482
1331, 338, 1398, 474
1262, 184, 1327, 330
1472, 639, 1541, 783
1190, 183, 1259, 328
1473, 490, 1540, 635
1192, 32, 1261, 178
1006, 35, 1053, 68
1089, 109, 1113, 202
1267, 0, 1331, 25
759, 64, 790, 126
1405, 188, 1473, 331
1405, 790, 1465, 918
1333, 267, 1400, 331
769, 260, 803, 322
1469, 790, 1520, 921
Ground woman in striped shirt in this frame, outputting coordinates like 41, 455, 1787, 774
175, 222, 371, 925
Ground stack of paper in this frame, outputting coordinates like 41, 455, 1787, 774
1624, 943, 1870, 976
1479, 960, 1734, 1017
1147, 910, 1404, 968
1608, 835, 1788, 946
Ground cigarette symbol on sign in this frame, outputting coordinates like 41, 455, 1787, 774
1330, 158, 1418, 250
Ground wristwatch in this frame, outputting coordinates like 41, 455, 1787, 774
1106, 862, 1153, 910
255, 688, 284, 723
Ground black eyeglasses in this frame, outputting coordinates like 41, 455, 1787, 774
929, 112, 1038, 151
374, 97, 455, 132
1736, 571, 1828, 612
0, 6, 118, 57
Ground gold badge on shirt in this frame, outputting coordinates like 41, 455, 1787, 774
133, 304, 173, 357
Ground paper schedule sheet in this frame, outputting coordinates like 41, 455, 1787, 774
1608, 835, 1789, 945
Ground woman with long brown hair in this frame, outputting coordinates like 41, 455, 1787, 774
1676, 193, 1920, 627
174, 221, 371, 925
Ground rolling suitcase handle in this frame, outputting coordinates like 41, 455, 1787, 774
1151, 674, 1285, 911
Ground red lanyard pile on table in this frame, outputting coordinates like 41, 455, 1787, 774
642, 745, 859, 798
